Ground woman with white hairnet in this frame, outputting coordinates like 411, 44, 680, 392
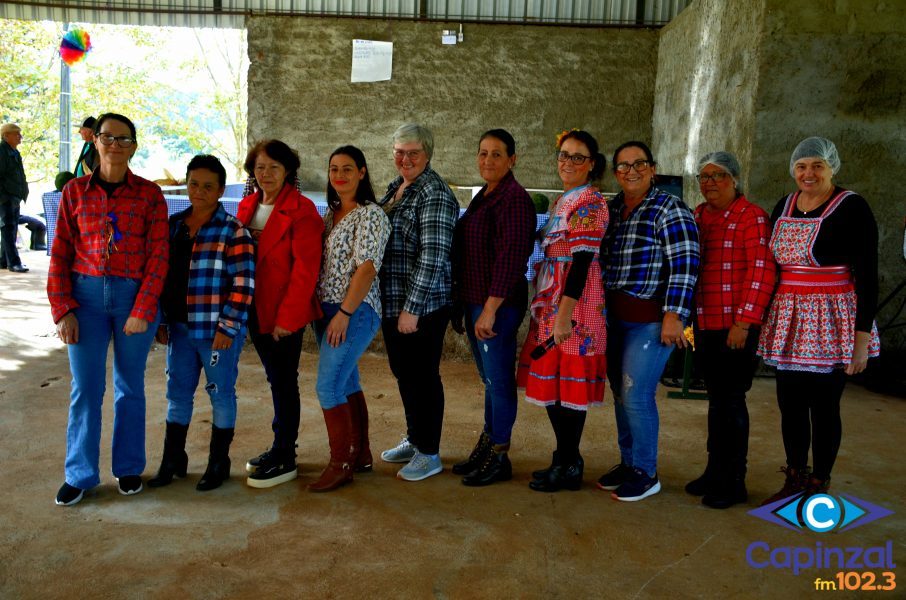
687, 151, 775, 509
758, 136, 879, 506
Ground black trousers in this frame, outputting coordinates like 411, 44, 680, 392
382, 307, 450, 455
696, 328, 758, 477
249, 309, 304, 451
775, 368, 846, 481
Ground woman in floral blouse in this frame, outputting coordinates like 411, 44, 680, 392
517, 130, 609, 493
310, 145, 390, 492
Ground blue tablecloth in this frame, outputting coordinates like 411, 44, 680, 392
42, 191, 550, 280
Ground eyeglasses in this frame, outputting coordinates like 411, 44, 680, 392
97, 133, 136, 148
696, 172, 730, 184
557, 151, 591, 165
393, 149, 423, 161
615, 160, 651, 174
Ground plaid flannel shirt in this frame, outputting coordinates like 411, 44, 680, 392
451, 171, 535, 307
379, 165, 459, 318
693, 196, 775, 330
164, 204, 256, 339
602, 186, 700, 320
48, 170, 169, 323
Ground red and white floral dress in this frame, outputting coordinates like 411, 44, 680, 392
758, 190, 880, 372
517, 184, 608, 409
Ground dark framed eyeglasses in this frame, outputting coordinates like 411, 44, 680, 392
556, 151, 591, 165
696, 172, 730, 184
614, 160, 651, 174
97, 133, 136, 148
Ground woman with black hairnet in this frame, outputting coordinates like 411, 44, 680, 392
758, 137, 879, 506
687, 151, 775, 509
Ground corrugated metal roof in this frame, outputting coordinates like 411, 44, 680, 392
0, 0, 690, 28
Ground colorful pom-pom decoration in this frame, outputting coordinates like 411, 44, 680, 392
60, 29, 91, 66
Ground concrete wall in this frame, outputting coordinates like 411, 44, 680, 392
652, 0, 766, 202
246, 17, 659, 199
654, 0, 906, 352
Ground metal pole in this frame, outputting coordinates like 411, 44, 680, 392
58, 22, 71, 173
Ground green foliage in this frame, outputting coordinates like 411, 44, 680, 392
0, 19, 248, 186
531, 192, 550, 214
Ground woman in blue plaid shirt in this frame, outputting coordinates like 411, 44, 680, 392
149, 155, 255, 492
598, 141, 700, 502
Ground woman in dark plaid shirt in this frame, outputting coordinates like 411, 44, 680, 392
450, 129, 535, 487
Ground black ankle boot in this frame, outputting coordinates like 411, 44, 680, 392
148, 421, 189, 488
532, 452, 585, 483
702, 475, 747, 509
452, 432, 491, 476
531, 450, 561, 481
529, 458, 583, 492
462, 445, 512, 487
685, 455, 719, 496
197, 426, 234, 491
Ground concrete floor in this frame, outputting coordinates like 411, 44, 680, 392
1, 252, 902, 599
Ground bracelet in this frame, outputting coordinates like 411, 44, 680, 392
338, 306, 353, 317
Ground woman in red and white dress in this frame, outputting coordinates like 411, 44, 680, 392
758, 137, 879, 505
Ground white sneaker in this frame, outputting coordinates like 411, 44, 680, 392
397, 451, 443, 481
381, 436, 416, 463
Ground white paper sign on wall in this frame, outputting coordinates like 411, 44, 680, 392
351, 39, 393, 83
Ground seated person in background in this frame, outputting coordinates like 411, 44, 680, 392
149, 154, 255, 492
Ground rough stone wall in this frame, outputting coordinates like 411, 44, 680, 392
652, 0, 766, 202
246, 17, 659, 198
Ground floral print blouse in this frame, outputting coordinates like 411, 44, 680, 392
318, 202, 391, 315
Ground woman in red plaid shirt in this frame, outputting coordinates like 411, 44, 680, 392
49, 113, 169, 506
687, 151, 775, 509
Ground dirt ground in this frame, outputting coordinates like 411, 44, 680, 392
0, 251, 903, 599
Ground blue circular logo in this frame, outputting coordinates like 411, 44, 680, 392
802, 494, 842, 532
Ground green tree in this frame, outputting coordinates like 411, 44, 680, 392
0, 19, 248, 186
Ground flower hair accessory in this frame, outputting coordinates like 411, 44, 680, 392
555, 128, 579, 148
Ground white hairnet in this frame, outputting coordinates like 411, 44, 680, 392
697, 151, 742, 189
789, 136, 840, 176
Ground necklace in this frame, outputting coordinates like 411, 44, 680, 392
797, 189, 833, 215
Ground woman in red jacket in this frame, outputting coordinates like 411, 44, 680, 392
236, 139, 324, 489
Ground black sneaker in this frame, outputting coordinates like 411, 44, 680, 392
612, 467, 661, 502
55, 482, 84, 506
117, 475, 144, 496
596, 463, 632, 491
246, 448, 275, 473
247, 451, 297, 489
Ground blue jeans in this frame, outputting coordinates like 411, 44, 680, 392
64, 274, 160, 489
606, 319, 673, 477
165, 322, 246, 429
464, 303, 524, 446
313, 303, 380, 409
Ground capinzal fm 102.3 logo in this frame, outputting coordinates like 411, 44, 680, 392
750, 492, 893, 533
745, 492, 896, 579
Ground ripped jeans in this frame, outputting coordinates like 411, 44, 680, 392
606, 318, 674, 477
165, 322, 246, 429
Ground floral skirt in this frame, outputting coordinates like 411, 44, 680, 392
517, 320, 607, 410
758, 271, 880, 373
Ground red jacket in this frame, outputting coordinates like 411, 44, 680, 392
237, 184, 323, 334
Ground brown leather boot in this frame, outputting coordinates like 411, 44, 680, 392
760, 466, 810, 506
347, 391, 373, 472
308, 404, 355, 493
